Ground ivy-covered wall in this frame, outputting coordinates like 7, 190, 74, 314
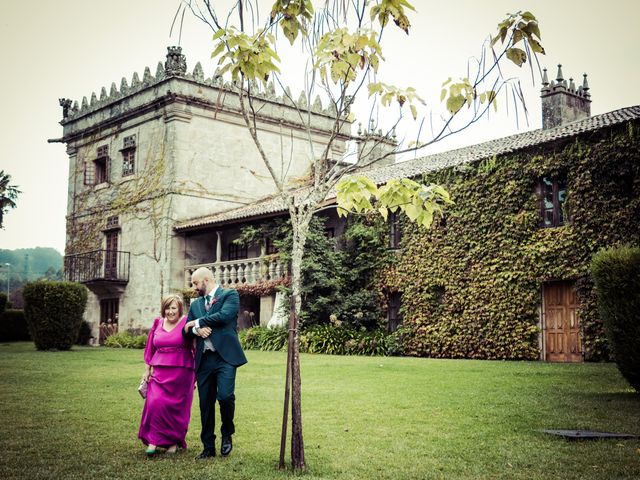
380, 121, 640, 361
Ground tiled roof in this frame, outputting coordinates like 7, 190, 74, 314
175, 194, 290, 231
175, 105, 640, 231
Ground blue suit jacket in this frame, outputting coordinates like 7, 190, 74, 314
183, 287, 248, 370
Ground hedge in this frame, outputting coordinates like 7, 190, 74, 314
239, 325, 399, 356
0, 309, 30, 342
76, 321, 93, 346
591, 246, 640, 392
23, 281, 88, 350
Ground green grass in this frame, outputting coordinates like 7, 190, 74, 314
1, 343, 639, 479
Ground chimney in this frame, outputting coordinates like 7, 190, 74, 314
541, 64, 591, 129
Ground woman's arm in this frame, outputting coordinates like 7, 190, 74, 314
142, 364, 153, 381
143, 318, 160, 365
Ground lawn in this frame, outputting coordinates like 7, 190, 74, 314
0, 342, 639, 480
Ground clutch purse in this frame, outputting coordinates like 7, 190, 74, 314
138, 378, 148, 399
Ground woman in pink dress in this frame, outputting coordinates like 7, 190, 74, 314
138, 294, 195, 456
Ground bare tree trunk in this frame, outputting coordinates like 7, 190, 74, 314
278, 207, 310, 470
290, 304, 305, 469
278, 304, 294, 469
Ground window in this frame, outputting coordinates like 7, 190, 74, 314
104, 230, 119, 279
228, 243, 248, 261
388, 291, 403, 332
539, 176, 567, 227
106, 215, 119, 229
85, 145, 110, 185
431, 285, 445, 305
121, 135, 136, 176
389, 211, 402, 249
265, 237, 278, 255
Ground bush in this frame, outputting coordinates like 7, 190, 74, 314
238, 325, 395, 356
104, 331, 147, 349
76, 321, 93, 346
334, 290, 383, 330
301, 325, 390, 356
23, 281, 88, 351
0, 309, 30, 342
302, 324, 353, 355
239, 326, 288, 351
0, 293, 8, 314
592, 246, 640, 392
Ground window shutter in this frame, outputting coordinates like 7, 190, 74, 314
106, 156, 111, 183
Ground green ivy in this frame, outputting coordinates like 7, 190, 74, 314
380, 121, 640, 360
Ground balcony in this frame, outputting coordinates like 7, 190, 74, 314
64, 250, 130, 294
184, 255, 288, 288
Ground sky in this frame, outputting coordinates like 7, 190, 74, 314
1, 0, 639, 255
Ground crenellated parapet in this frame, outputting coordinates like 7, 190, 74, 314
354, 118, 398, 167
541, 64, 591, 129
541, 64, 590, 99
59, 46, 341, 123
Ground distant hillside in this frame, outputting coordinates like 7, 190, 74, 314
0, 247, 63, 281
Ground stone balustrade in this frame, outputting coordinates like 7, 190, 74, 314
184, 256, 288, 288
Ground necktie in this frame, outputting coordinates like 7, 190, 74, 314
202, 295, 215, 352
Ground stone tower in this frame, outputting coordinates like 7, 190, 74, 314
53, 47, 351, 339
541, 64, 591, 129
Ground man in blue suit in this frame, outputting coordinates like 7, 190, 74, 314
183, 267, 248, 459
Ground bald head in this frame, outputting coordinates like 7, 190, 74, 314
192, 267, 214, 282
191, 267, 215, 297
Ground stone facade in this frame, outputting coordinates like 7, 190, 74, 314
56, 47, 352, 341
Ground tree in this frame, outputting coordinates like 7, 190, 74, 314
179, 0, 544, 469
0, 170, 20, 229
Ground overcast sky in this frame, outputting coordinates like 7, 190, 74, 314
1, 0, 639, 254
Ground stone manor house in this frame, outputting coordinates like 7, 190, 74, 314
54, 48, 640, 361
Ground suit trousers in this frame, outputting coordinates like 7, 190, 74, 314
197, 350, 237, 451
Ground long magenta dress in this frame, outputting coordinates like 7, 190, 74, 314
138, 315, 195, 449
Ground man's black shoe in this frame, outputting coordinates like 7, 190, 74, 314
221, 436, 233, 457
196, 449, 216, 460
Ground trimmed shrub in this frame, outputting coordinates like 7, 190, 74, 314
104, 331, 147, 349
23, 281, 88, 351
0, 309, 30, 342
0, 293, 8, 314
592, 246, 640, 392
76, 321, 93, 345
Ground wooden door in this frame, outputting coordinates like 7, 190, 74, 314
544, 282, 583, 362
105, 231, 118, 279
99, 298, 119, 345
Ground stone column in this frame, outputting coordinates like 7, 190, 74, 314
216, 231, 222, 263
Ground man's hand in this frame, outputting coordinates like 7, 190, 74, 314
197, 326, 212, 338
